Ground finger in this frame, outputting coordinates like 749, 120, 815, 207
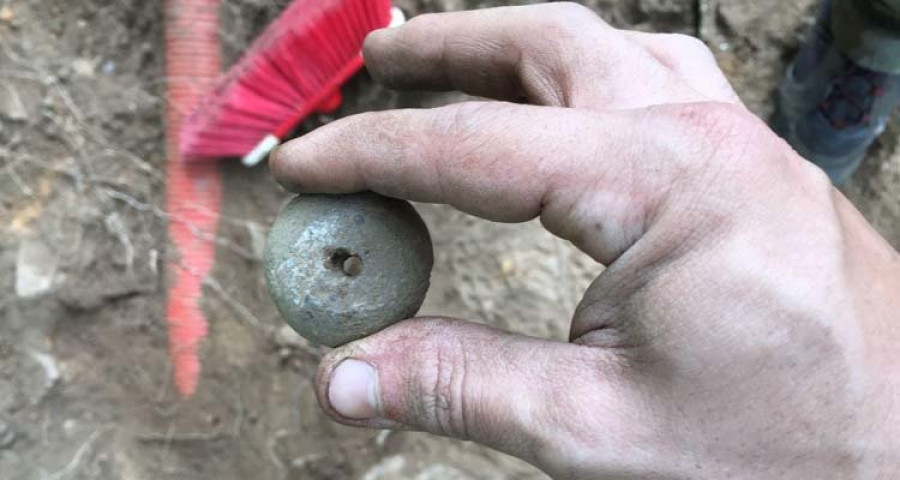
363, 3, 702, 109
315, 317, 643, 474
624, 32, 742, 104
271, 101, 716, 264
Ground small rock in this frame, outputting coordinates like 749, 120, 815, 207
277, 347, 291, 360
63, 419, 78, 435
246, 221, 267, 260
15, 239, 59, 298
57, 277, 152, 311
0, 6, 13, 22
71, 58, 97, 77
374, 429, 391, 447
361, 456, 406, 480
0, 82, 27, 121
414, 465, 473, 480
272, 324, 305, 349
290, 453, 324, 469
0, 380, 17, 413
0, 420, 17, 449
28, 349, 60, 390
499, 256, 516, 276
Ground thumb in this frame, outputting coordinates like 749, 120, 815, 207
315, 317, 633, 465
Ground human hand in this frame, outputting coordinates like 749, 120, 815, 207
271, 3, 900, 478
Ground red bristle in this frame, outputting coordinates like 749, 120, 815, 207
318, 91, 343, 113
180, 0, 393, 161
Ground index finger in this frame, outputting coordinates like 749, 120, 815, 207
271, 101, 708, 264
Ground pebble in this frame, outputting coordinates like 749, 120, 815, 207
0, 420, 17, 449
414, 465, 473, 480
0, 82, 27, 121
15, 239, 58, 298
71, 58, 97, 77
272, 324, 306, 349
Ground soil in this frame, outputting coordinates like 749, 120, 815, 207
1, 0, 897, 479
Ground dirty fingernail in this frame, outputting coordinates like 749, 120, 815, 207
329, 359, 379, 419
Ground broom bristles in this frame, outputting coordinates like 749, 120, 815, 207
180, 0, 393, 162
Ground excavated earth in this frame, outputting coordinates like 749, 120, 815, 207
1, 0, 897, 478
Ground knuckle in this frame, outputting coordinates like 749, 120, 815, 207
438, 103, 506, 171
531, 349, 629, 461
670, 102, 755, 146
531, 2, 604, 38
668, 33, 713, 58
362, 110, 412, 141
545, 2, 598, 22
405, 12, 442, 33
430, 102, 496, 146
798, 158, 834, 189
411, 334, 471, 438
350, 110, 380, 127
353, 111, 399, 149
650, 102, 763, 184
433, 102, 482, 132
522, 4, 611, 93
638, 34, 719, 75
661, 102, 799, 187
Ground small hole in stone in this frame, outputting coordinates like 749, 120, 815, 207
325, 247, 352, 270
324, 247, 362, 277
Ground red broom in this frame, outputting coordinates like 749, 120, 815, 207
179, 0, 402, 166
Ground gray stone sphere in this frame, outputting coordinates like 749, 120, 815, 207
264, 193, 433, 347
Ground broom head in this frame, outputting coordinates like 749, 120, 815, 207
180, 0, 394, 164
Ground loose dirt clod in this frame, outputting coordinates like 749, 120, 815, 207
264, 192, 433, 347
